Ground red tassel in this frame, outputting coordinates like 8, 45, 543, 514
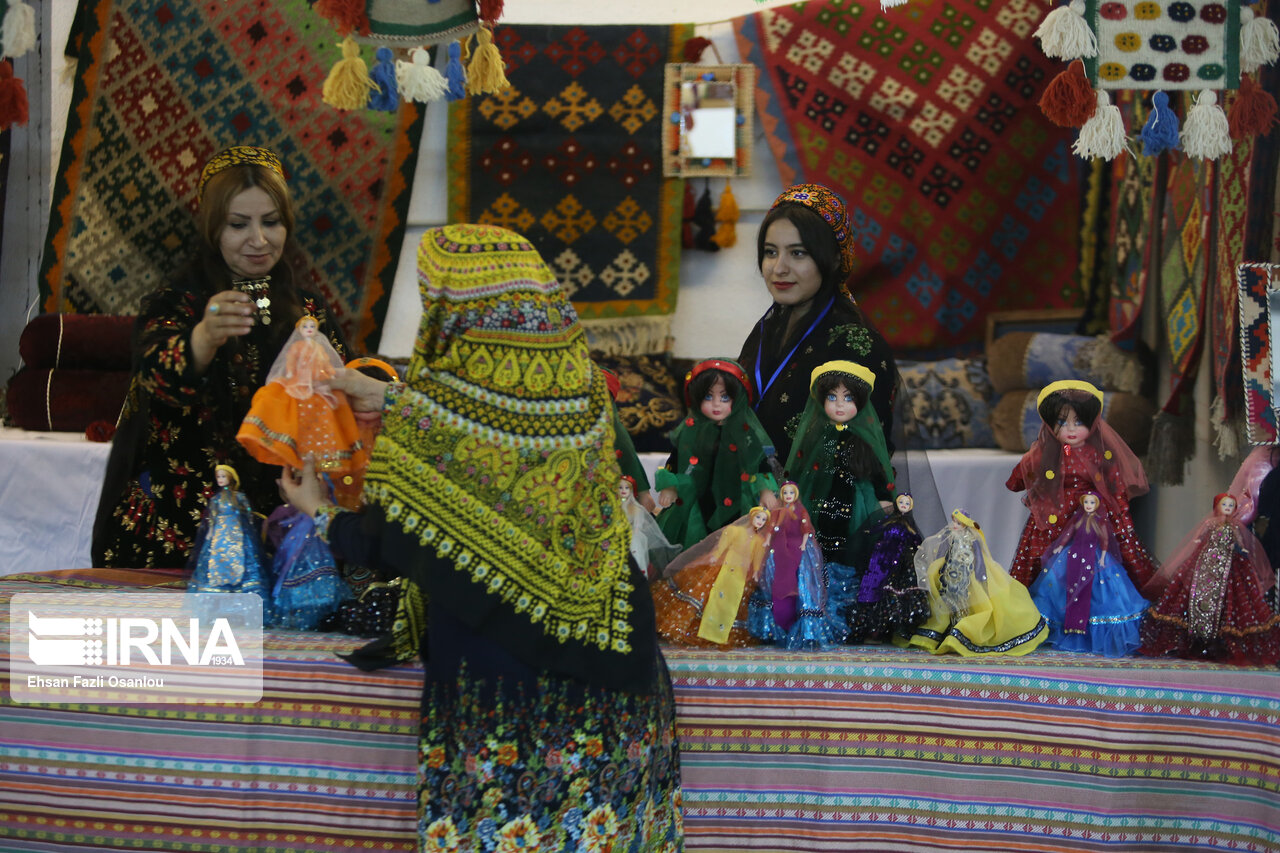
0, 61, 29, 130
683, 36, 713, 63
1229, 75, 1278, 139
477, 0, 504, 24
315, 0, 369, 36
1038, 59, 1097, 127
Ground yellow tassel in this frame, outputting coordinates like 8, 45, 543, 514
466, 25, 510, 96
711, 181, 739, 248
322, 36, 378, 110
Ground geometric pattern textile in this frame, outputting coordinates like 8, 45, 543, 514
1239, 262, 1279, 445
1107, 92, 1160, 346
39, 0, 425, 353
1212, 124, 1253, 439
447, 24, 689, 351
1085, 0, 1240, 90
735, 2, 1083, 351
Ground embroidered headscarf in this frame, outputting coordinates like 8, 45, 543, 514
199, 146, 286, 196
362, 224, 639, 662
770, 183, 855, 279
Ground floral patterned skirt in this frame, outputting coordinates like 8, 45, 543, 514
418, 653, 684, 852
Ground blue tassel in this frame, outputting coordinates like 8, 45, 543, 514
1140, 90, 1181, 155
445, 41, 467, 101
368, 46, 399, 112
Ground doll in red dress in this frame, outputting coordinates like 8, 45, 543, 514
1006, 380, 1157, 590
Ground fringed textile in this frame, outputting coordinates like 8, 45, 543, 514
1107, 93, 1160, 348
1211, 110, 1254, 458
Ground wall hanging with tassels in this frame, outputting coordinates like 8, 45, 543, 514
314, 0, 510, 111
1035, 0, 1279, 160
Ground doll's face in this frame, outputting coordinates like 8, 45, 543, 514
1080, 494, 1099, 514
781, 483, 798, 504
219, 186, 286, 279
1218, 496, 1237, 516
760, 217, 823, 307
751, 510, 769, 530
823, 381, 858, 425
215, 468, 230, 488
618, 479, 633, 502
949, 513, 965, 532
1053, 405, 1088, 447
298, 317, 318, 338
896, 494, 913, 514
700, 377, 733, 424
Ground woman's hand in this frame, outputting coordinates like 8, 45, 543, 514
636, 489, 658, 515
191, 290, 255, 373
330, 368, 391, 413
759, 489, 780, 511
278, 456, 332, 518
655, 486, 677, 511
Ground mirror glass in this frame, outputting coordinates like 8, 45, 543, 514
663, 64, 754, 178
1239, 262, 1280, 445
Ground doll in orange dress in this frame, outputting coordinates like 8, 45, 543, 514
652, 506, 771, 647
237, 315, 365, 473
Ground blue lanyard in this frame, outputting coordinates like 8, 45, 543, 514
751, 296, 834, 406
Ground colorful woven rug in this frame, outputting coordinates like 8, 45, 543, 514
447, 24, 689, 355
1211, 118, 1253, 454
734, 2, 1082, 350
1239, 262, 1279, 445
1083, 0, 1240, 90
39, 0, 425, 353
1107, 93, 1159, 347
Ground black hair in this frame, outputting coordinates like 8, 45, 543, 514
688, 367, 746, 407
1037, 389, 1102, 431
812, 371, 871, 410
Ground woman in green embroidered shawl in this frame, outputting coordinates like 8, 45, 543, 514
281, 224, 683, 852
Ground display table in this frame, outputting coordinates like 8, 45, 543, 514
3, 571, 1278, 852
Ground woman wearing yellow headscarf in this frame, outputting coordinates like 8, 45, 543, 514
281, 224, 683, 851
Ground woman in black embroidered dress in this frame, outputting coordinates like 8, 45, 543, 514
738, 184, 897, 464
92, 146, 346, 569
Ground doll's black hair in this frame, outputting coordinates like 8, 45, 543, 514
687, 367, 747, 408
811, 370, 871, 411
1037, 389, 1102, 431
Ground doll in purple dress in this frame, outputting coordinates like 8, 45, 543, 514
846, 493, 930, 643
748, 481, 832, 647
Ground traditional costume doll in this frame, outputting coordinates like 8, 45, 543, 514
748, 481, 832, 648
655, 358, 779, 549
786, 360, 894, 637
1139, 493, 1280, 664
237, 315, 365, 473
651, 506, 771, 647
621, 475, 681, 581
846, 493, 930, 644
909, 508, 1048, 656
1007, 380, 1157, 590
188, 464, 271, 605
265, 503, 352, 630
1030, 492, 1148, 657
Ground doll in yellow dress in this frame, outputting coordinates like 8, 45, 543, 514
237, 315, 365, 473
652, 506, 771, 647
909, 507, 1048, 656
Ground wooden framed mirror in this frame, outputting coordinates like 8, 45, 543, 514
1239, 262, 1280, 445
662, 63, 754, 178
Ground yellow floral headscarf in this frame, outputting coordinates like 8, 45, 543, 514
362, 224, 638, 659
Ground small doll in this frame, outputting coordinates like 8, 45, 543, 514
237, 314, 366, 473
265, 503, 352, 631
620, 475, 681, 581
1030, 491, 1148, 657
748, 481, 832, 648
655, 358, 779, 549
651, 505, 771, 647
600, 364, 658, 514
1007, 380, 1157, 590
1139, 493, 1280, 664
909, 508, 1048, 657
846, 493, 930, 644
188, 464, 271, 605
786, 360, 895, 635
331, 356, 399, 511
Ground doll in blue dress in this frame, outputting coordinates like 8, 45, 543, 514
266, 501, 351, 631
188, 464, 271, 618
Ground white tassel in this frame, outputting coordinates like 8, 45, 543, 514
1034, 0, 1098, 60
880, 0, 910, 10
396, 47, 447, 103
1241, 7, 1280, 75
1072, 89, 1130, 160
2, 1, 35, 59
1181, 89, 1232, 160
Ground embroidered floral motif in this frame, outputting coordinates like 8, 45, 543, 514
828, 323, 874, 357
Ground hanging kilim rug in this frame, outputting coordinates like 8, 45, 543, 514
735, 1, 1082, 351
448, 24, 689, 356
40, 0, 425, 353
1107, 93, 1160, 349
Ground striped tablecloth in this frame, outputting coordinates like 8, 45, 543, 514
3, 572, 1279, 851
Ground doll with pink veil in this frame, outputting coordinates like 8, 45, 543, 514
237, 315, 366, 473
1029, 491, 1148, 657
1007, 380, 1157, 590
1139, 493, 1280, 664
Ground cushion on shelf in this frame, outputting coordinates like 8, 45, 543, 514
898, 357, 997, 450
991, 388, 1156, 456
7, 368, 131, 432
19, 313, 135, 371
590, 352, 683, 453
987, 331, 1145, 396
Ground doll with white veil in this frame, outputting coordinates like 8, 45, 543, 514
237, 314, 365, 473
620, 475, 680, 581
909, 508, 1048, 656
1139, 492, 1280, 664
